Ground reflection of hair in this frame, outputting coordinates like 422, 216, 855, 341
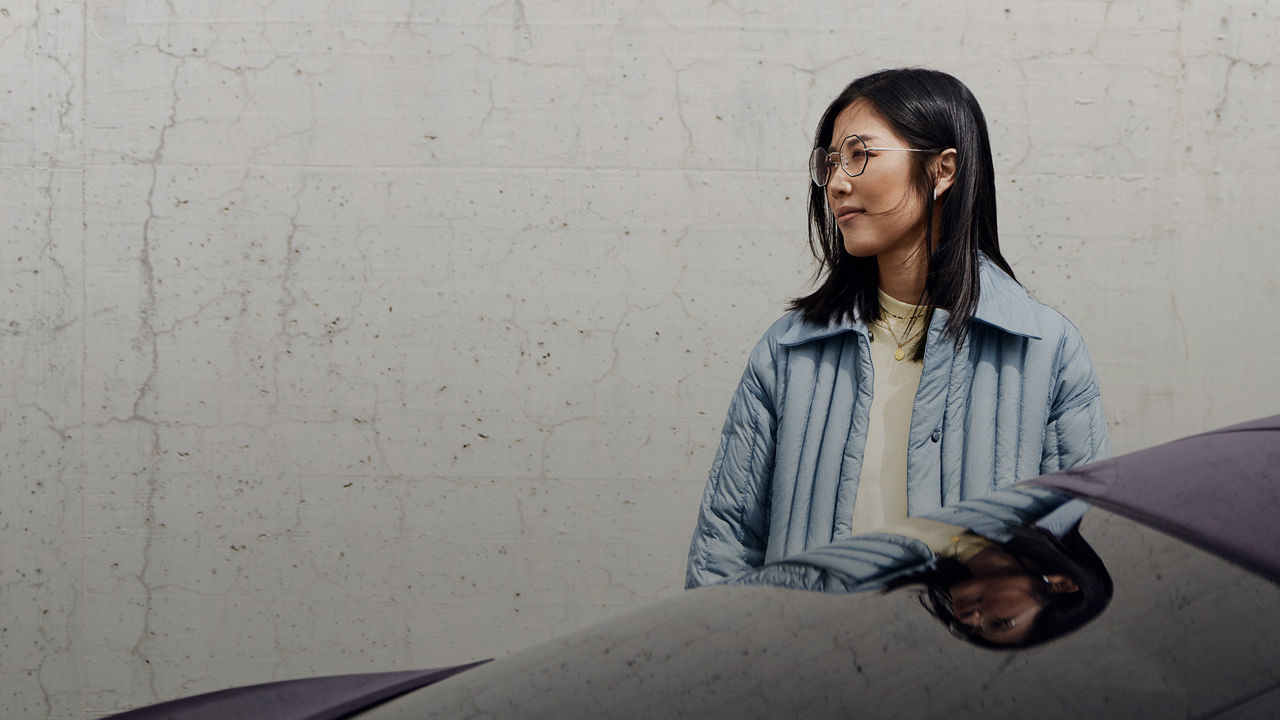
913, 524, 1113, 649
791, 68, 1014, 361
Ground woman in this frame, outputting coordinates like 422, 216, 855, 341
686, 68, 1109, 588
721, 486, 1113, 648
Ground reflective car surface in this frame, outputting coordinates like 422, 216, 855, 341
359, 415, 1280, 719
355, 506, 1280, 719
105, 417, 1280, 719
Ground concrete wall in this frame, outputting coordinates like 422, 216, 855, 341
3, 1, 1278, 717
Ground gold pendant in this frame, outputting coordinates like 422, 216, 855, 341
894, 348, 905, 361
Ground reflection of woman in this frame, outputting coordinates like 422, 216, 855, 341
686, 69, 1109, 588
915, 526, 1112, 647
722, 487, 1112, 647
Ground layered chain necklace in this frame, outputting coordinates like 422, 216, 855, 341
878, 307, 925, 362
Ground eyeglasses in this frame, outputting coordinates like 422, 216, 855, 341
947, 603, 1041, 637
809, 134, 939, 188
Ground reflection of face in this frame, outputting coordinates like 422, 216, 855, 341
948, 573, 1044, 645
947, 548, 1077, 645
824, 101, 928, 264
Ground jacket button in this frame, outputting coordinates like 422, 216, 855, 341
930, 429, 941, 443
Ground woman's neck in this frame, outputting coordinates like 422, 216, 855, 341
877, 213, 941, 303
876, 246, 928, 304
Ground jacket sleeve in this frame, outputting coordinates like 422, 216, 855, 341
722, 534, 934, 593
920, 486, 1080, 542
719, 487, 1077, 594
685, 336, 779, 588
1041, 321, 1111, 474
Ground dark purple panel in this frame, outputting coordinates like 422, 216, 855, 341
1029, 414, 1280, 583
101, 661, 490, 720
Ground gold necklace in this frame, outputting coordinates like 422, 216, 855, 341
882, 308, 925, 322
878, 316, 919, 361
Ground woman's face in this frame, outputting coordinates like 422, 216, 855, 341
947, 573, 1044, 645
947, 547, 1078, 645
823, 101, 930, 266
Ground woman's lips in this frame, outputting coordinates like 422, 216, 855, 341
835, 207, 864, 222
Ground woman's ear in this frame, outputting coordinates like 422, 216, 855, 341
1044, 574, 1080, 594
932, 148, 958, 199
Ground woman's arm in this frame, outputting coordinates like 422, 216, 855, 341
718, 486, 1077, 593
685, 341, 779, 588
1041, 321, 1111, 474
723, 534, 935, 593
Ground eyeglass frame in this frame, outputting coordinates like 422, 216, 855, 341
809, 134, 943, 188
946, 602, 1042, 637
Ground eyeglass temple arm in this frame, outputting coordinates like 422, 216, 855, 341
861, 147, 937, 153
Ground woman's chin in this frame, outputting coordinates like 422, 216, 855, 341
841, 239, 879, 258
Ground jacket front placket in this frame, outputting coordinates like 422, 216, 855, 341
828, 327, 874, 542
905, 308, 972, 517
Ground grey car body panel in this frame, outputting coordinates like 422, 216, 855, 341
356, 508, 1280, 719
1029, 414, 1280, 582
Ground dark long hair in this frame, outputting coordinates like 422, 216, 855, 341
791, 68, 1014, 360
908, 525, 1114, 649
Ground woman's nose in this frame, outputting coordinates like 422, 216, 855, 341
827, 168, 852, 196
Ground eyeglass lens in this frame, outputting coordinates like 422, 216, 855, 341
809, 135, 869, 188
808, 147, 831, 187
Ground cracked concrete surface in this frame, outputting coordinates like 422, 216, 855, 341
2, 1, 1280, 717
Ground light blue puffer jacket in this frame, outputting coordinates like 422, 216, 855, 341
685, 260, 1110, 588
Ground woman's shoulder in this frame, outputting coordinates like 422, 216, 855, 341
739, 311, 804, 371
738, 309, 860, 381
756, 308, 863, 348
975, 263, 1101, 400
974, 260, 1087, 347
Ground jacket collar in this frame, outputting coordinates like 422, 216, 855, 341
778, 255, 1042, 347
970, 257, 1043, 339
